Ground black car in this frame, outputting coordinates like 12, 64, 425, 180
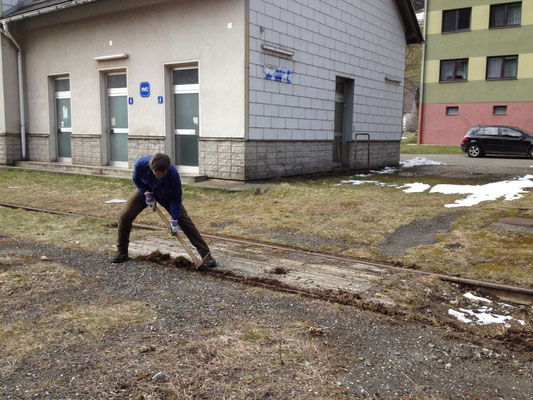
461, 125, 533, 158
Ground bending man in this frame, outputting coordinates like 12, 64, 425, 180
112, 152, 217, 268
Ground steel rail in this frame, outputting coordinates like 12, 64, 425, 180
1, 201, 532, 304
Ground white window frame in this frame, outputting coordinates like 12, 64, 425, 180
173, 67, 200, 174
55, 77, 72, 163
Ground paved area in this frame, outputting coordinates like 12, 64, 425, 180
400, 153, 533, 177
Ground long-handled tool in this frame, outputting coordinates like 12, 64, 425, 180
154, 206, 207, 269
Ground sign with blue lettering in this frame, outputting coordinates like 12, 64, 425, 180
140, 82, 150, 97
128, 97, 134, 105
158, 96, 164, 104
263, 65, 292, 83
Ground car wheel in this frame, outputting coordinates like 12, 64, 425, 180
467, 144, 483, 158
530, 147, 533, 159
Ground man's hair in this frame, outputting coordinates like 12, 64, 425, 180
149, 153, 172, 173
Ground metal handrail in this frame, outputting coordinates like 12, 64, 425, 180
353, 133, 370, 174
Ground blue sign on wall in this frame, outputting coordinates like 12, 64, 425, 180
158, 96, 164, 104
140, 82, 150, 97
263, 65, 292, 84
128, 97, 134, 105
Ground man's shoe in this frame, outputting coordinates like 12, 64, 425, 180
202, 254, 217, 268
111, 252, 129, 264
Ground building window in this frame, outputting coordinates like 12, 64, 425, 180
493, 105, 508, 115
486, 56, 518, 79
490, 2, 521, 28
442, 8, 471, 32
440, 59, 468, 82
446, 106, 459, 116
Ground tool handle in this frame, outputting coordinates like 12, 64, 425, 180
154, 206, 203, 268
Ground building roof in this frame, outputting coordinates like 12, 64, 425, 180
2, 0, 423, 43
394, 0, 424, 44
1, 0, 101, 21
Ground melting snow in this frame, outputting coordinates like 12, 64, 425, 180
104, 199, 127, 204
401, 157, 447, 168
449, 293, 526, 327
430, 175, 533, 208
397, 182, 431, 193
449, 307, 525, 328
337, 158, 532, 207
463, 292, 492, 303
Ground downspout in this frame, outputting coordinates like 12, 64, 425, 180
417, 0, 428, 144
1, 21, 26, 160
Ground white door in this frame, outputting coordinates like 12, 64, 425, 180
173, 67, 199, 174
107, 73, 129, 167
55, 78, 71, 163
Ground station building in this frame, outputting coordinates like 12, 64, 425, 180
419, 0, 533, 145
0, 0, 421, 180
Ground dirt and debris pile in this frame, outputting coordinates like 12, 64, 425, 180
383, 275, 532, 355
136, 250, 194, 269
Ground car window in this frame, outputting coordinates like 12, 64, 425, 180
477, 127, 499, 136
500, 127, 522, 138
466, 128, 478, 136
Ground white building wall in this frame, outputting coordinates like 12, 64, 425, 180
19, 0, 245, 140
248, 0, 407, 142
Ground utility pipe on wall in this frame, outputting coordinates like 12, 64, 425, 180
1, 21, 26, 160
417, 0, 428, 144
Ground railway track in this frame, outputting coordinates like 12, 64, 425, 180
1, 201, 532, 305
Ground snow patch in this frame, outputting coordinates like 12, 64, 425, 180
431, 175, 533, 208
400, 157, 447, 168
397, 182, 431, 193
463, 292, 492, 303
105, 199, 127, 204
449, 306, 525, 327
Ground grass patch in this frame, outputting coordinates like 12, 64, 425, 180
0, 262, 83, 297
401, 132, 463, 154
0, 301, 155, 358
88, 322, 350, 399
1, 168, 532, 287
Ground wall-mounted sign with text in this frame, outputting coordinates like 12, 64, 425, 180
140, 81, 150, 97
263, 65, 292, 84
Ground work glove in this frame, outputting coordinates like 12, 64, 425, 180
170, 219, 179, 236
144, 191, 156, 211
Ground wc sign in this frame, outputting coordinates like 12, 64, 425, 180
140, 82, 150, 97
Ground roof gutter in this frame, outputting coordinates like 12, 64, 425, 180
394, 0, 423, 44
1, 21, 26, 160
1, 0, 101, 23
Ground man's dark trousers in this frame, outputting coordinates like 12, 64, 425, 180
117, 191, 210, 257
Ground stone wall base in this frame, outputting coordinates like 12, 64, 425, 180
0, 133, 22, 165
128, 137, 166, 167
5, 134, 400, 180
200, 139, 400, 180
349, 140, 400, 170
72, 135, 102, 166
27, 134, 50, 162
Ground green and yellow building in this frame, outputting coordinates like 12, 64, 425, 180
419, 0, 533, 144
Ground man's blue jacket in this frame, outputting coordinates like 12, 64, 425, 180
132, 155, 182, 221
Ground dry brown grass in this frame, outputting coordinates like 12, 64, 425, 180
1, 168, 532, 287
0, 261, 83, 297
86, 322, 350, 399
0, 302, 154, 358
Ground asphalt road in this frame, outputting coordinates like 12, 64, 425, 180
400, 153, 533, 177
